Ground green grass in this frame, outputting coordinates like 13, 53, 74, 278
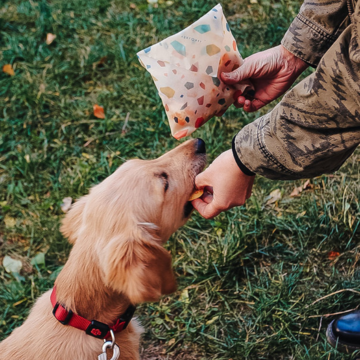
1, 0, 360, 359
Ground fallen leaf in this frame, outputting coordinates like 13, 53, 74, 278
3, 255, 22, 274
265, 189, 282, 205
303, 179, 313, 190
93, 104, 105, 119
168, 338, 176, 346
61, 197, 72, 213
179, 288, 189, 304
290, 180, 313, 197
4, 215, 16, 228
46, 33, 56, 45
290, 186, 302, 197
49, 265, 64, 280
328, 251, 340, 261
31, 252, 46, 266
3, 64, 15, 76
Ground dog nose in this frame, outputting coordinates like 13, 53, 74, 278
195, 138, 206, 154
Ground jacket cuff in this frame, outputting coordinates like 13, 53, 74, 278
232, 136, 255, 176
281, 14, 338, 68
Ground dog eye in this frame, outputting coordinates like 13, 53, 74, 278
156, 172, 169, 192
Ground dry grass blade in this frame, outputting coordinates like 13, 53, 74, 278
309, 289, 360, 307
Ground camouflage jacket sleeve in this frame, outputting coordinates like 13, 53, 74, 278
281, 0, 350, 67
232, 1, 360, 181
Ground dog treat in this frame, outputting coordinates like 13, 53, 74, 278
189, 189, 204, 201
137, 4, 252, 140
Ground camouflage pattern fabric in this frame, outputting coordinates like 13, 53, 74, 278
233, 0, 360, 180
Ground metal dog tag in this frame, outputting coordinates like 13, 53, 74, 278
98, 341, 120, 360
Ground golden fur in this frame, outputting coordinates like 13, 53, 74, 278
0, 139, 206, 360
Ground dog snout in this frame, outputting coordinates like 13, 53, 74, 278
195, 138, 206, 154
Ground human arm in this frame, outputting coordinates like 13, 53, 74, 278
222, 0, 350, 112
194, 5, 360, 218
281, 0, 350, 67
233, 16, 360, 180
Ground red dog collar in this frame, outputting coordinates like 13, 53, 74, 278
50, 287, 136, 339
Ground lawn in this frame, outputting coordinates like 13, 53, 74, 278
1, 0, 360, 359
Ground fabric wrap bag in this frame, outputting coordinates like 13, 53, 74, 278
137, 4, 251, 139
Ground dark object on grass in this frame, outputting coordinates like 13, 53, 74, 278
327, 311, 360, 353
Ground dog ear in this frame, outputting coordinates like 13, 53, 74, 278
60, 196, 87, 244
101, 233, 177, 304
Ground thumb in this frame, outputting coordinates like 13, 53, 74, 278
195, 169, 212, 189
221, 61, 252, 84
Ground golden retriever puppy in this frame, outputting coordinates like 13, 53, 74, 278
0, 138, 206, 360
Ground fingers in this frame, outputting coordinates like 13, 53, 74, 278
243, 99, 266, 112
221, 62, 251, 85
192, 176, 219, 218
192, 198, 220, 219
234, 98, 266, 112
234, 97, 264, 110
201, 188, 213, 204
234, 95, 246, 108
221, 59, 254, 85
222, 62, 267, 111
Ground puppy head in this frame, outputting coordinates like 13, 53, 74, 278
60, 139, 206, 303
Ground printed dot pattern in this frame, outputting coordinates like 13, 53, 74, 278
137, 3, 252, 139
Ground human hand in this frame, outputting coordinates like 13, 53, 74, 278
192, 150, 255, 219
221, 45, 308, 112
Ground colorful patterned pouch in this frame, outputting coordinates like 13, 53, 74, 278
137, 4, 252, 139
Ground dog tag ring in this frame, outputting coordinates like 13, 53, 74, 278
98, 341, 120, 360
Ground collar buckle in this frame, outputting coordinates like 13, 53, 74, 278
85, 320, 110, 339
52, 302, 74, 325
50, 287, 136, 339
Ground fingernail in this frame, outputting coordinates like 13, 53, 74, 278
222, 72, 231, 79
